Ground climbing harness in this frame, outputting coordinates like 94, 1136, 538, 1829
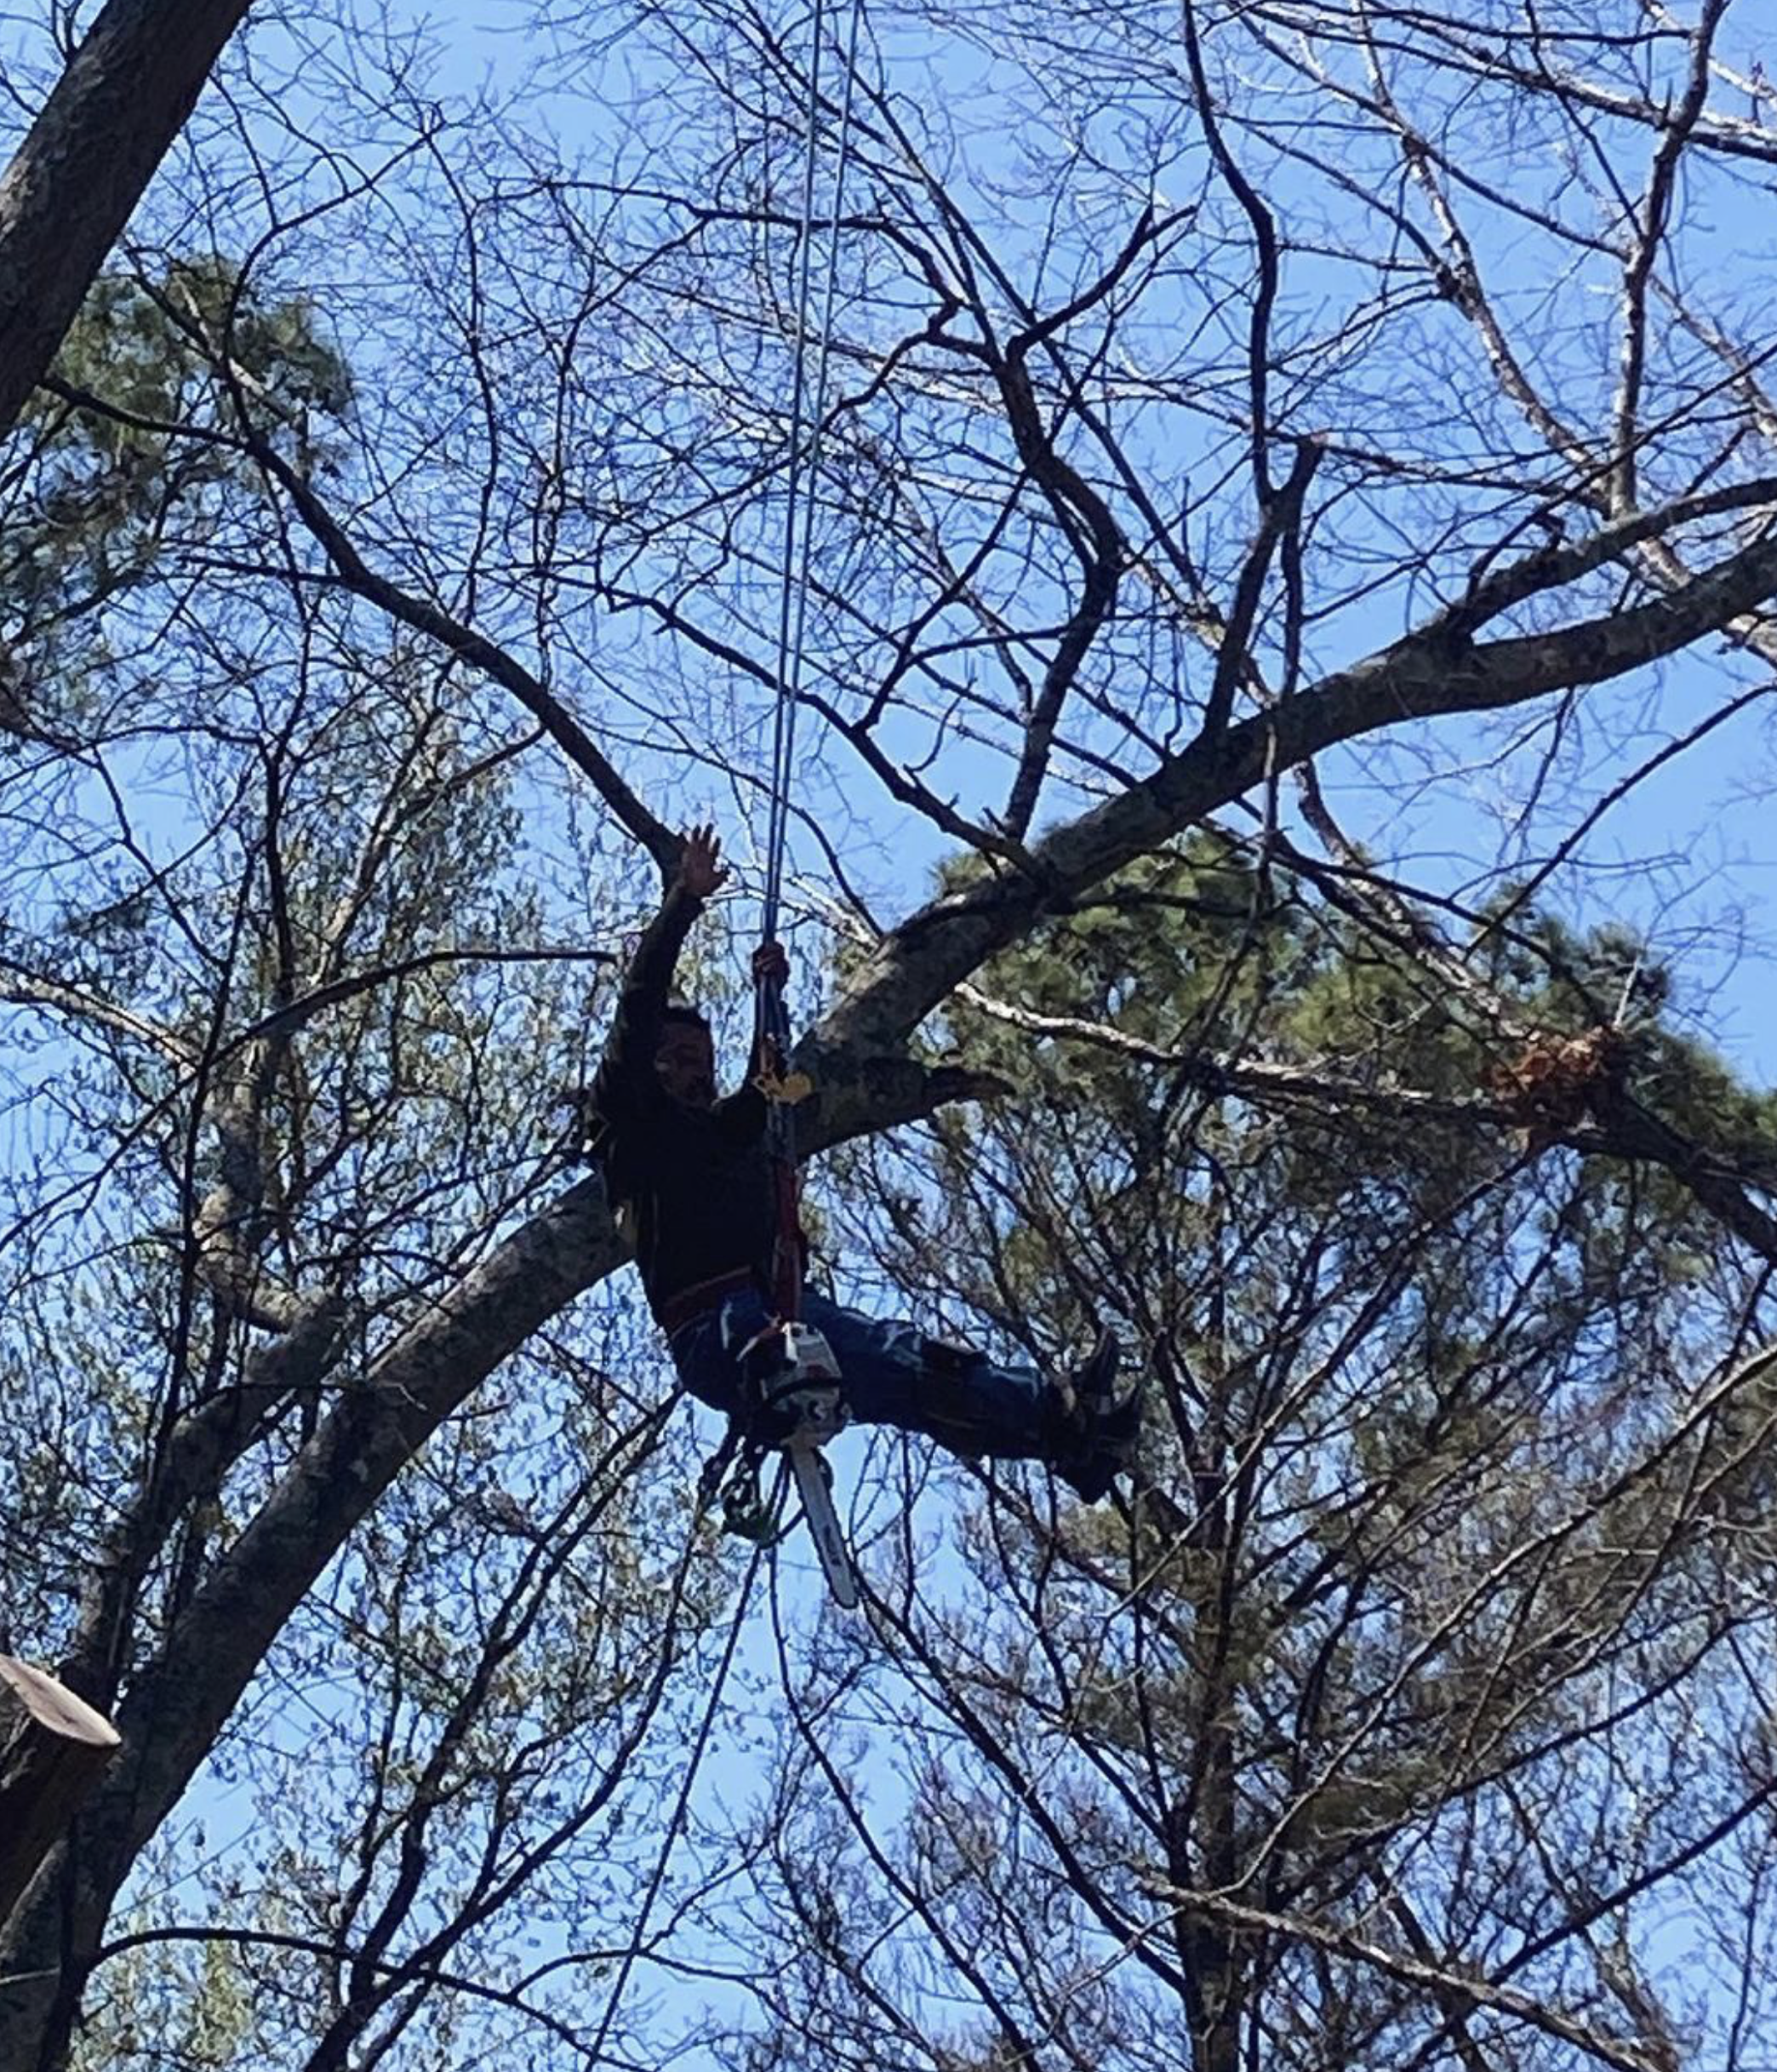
699, 964, 856, 1607
696, 0, 871, 1611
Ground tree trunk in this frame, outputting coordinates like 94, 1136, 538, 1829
0, 0, 254, 441
0, 1659, 119, 1926
0, 1056, 990, 2070
0, 1176, 624, 2072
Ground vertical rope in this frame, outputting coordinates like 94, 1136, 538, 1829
762, 0, 867, 947
758, 0, 868, 1319
762, 0, 829, 950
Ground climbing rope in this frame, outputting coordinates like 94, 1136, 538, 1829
757, 0, 869, 1322
760, 0, 869, 946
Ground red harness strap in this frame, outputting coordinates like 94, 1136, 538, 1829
655, 1267, 757, 1340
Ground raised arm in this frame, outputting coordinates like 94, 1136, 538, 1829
592, 826, 726, 1116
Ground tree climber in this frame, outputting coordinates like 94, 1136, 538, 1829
591, 826, 1140, 1502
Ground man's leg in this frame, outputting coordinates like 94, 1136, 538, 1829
666, 1296, 766, 1417
800, 1292, 1067, 1462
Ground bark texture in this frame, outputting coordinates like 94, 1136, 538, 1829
0, 1660, 119, 1927
0, 0, 253, 439
0, 1175, 620, 2071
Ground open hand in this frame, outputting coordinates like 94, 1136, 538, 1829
676, 823, 729, 901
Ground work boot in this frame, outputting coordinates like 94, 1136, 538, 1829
1052, 1330, 1140, 1503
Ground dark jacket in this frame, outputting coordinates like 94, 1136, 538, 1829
590, 886, 782, 1319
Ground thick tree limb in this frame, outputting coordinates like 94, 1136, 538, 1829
0, 1031, 1018, 2065
0, 1661, 119, 1930
58, 1294, 352, 1709
825, 516, 1777, 1056
110, 1182, 620, 1867
0, 0, 254, 440
0, 1176, 623, 2068
796, 1047, 1012, 1157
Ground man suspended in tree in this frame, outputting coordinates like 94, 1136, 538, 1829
591, 826, 1140, 1502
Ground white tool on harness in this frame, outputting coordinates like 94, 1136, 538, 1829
740, 1319, 857, 1610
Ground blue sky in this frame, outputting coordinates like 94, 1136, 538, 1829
10, 0, 1777, 2063
383, 0, 1777, 1082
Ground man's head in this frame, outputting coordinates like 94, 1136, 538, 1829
655, 1005, 717, 1108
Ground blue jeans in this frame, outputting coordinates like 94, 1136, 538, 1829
669, 1286, 1055, 1462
